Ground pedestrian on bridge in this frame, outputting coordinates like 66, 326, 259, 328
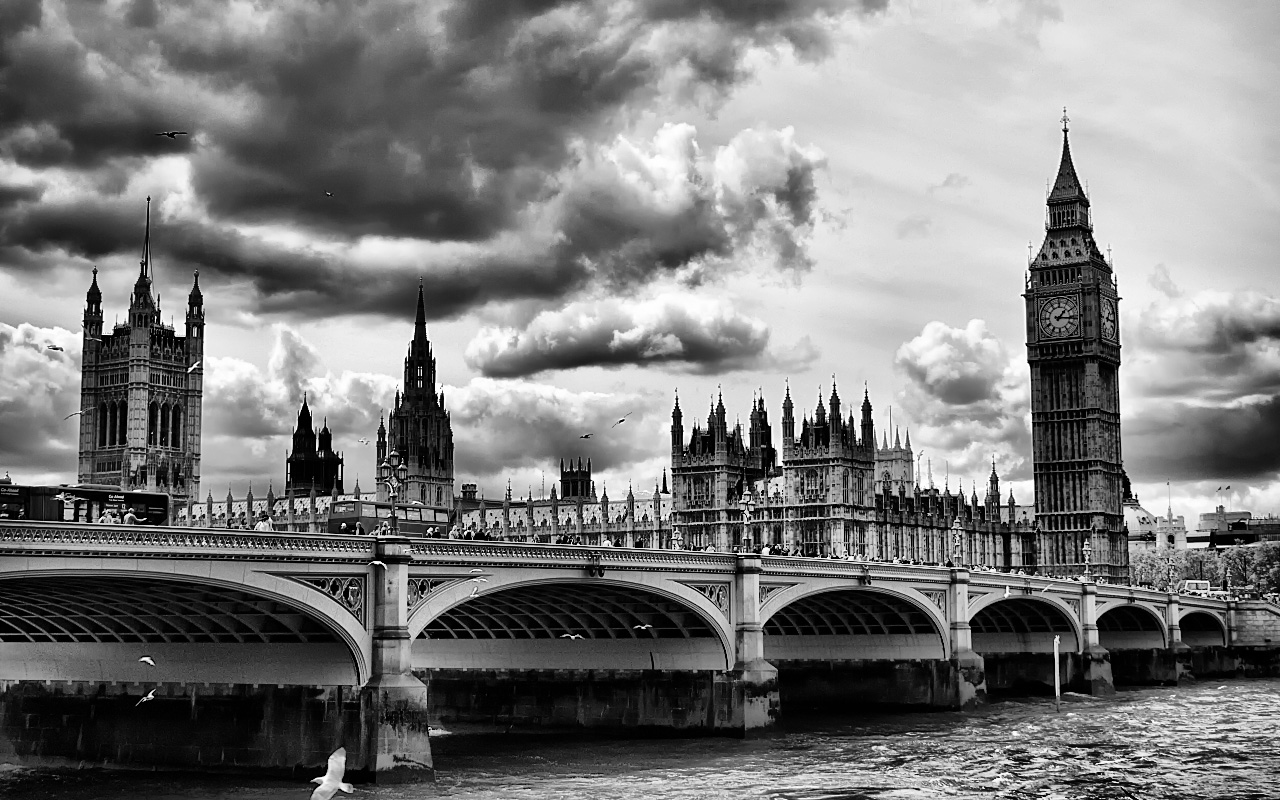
122, 509, 139, 525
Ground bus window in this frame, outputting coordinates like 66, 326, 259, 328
375, 506, 392, 519
403, 507, 422, 521
332, 501, 357, 515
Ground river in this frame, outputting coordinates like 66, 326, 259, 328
5, 679, 1278, 799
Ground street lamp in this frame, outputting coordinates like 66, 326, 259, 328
380, 449, 408, 536
1082, 537, 1093, 581
951, 518, 963, 566
738, 493, 757, 554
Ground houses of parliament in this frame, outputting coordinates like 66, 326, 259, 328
83, 121, 1130, 579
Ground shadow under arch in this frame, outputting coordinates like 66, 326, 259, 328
412, 577, 734, 672
760, 585, 949, 662
0, 568, 368, 685
1179, 609, 1228, 647
1096, 603, 1168, 650
968, 596, 1081, 654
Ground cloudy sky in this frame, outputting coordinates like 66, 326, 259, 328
2, 0, 1278, 527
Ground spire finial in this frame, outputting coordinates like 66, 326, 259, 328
1061, 106, 1069, 133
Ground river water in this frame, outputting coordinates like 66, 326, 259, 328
5, 680, 1279, 799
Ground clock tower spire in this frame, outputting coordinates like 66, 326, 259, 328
1024, 111, 1125, 579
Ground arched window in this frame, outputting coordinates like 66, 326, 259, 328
108, 402, 117, 446
98, 403, 108, 446
159, 402, 170, 446
436, 486, 443, 505
148, 402, 159, 445
170, 406, 182, 448
118, 399, 127, 445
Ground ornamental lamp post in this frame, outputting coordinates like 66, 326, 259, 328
951, 518, 963, 566
1082, 537, 1093, 582
738, 493, 757, 554
380, 449, 408, 536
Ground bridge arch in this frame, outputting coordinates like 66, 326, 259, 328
760, 585, 949, 662
409, 576, 734, 671
1096, 603, 1168, 650
1179, 609, 1228, 647
0, 563, 370, 685
967, 594, 1081, 654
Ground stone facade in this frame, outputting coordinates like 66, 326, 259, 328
76, 197, 204, 510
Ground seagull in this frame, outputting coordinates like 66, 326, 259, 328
469, 585, 479, 598
136, 688, 156, 707
611, 412, 632, 428
369, 560, 387, 569
309, 746, 354, 800
155, 131, 189, 138
187, 360, 201, 373
1003, 586, 1011, 599
580, 433, 593, 439
325, 191, 334, 197
468, 577, 488, 583
469, 568, 484, 573
63, 411, 84, 420
357, 437, 370, 445
560, 633, 584, 639
47, 344, 64, 352
139, 656, 156, 666
632, 624, 654, 630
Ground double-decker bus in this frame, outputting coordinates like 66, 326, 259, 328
0, 483, 171, 526
325, 499, 449, 536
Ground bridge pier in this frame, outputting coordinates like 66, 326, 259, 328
948, 568, 987, 708
1079, 581, 1115, 695
730, 553, 779, 734
361, 535, 434, 781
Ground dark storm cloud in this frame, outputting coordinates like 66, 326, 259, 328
1128, 290, 1280, 402
1125, 397, 1280, 482
0, 322, 82, 478
465, 295, 773, 377
0, 0, 866, 322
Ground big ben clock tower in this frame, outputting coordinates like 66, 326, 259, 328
1024, 111, 1126, 579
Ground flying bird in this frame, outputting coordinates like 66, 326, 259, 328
580, 433, 593, 439
357, 437, 370, 445
310, 746, 354, 800
325, 191, 334, 197
1003, 586, 1011, 599
560, 633, 584, 640
64, 411, 84, 420
469, 568, 484, 574
468, 577, 488, 584
187, 360, 201, 373
139, 656, 156, 666
155, 131, 189, 138
469, 585, 479, 598
136, 688, 156, 707
369, 560, 387, 569
47, 344, 64, 352
611, 412, 633, 428
632, 624, 654, 630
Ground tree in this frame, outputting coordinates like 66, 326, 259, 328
1219, 545, 1255, 590
1129, 547, 1187, 591
1248, 542, 1280, 594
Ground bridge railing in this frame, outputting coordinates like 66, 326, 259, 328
0, 520, 375, 560
407, 538, 738, 572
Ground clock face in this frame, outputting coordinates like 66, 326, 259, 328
1038, 296, 1080, 338
1100, 298, 1117, 341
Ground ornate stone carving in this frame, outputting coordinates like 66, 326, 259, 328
0, 523, 373, 559
294, 575, 365, 625
759, 583, 794, 606
922, 590, 947, 611
685, 582, 729, 614
1064, 598, 1081, 618
407, 577, 456, 611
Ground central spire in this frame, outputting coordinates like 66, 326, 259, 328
1049, 107, 1086, 204
414, 276, 427, 343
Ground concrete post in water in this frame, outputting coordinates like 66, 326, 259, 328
730, 553, 779, 733
1079, 580, 1115, 695
948, 566, 987, 708
362, 533, 434, 781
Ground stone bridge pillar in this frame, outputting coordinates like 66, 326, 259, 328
1079, 581, 1115, 695
948, 567, 986, 708
1226, 599, 1239, 645
730, 553, 778, 733
1166, 592, 1192, 681
362, 534, 434, 780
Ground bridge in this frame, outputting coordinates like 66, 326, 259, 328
3, 522, 1278, 781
